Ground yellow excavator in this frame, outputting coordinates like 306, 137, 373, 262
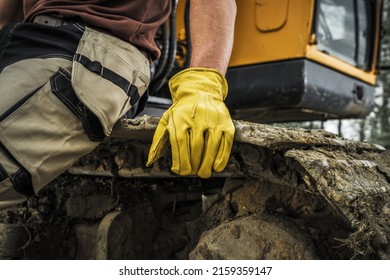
1, 0, 389, 260
147, 0, 383, 123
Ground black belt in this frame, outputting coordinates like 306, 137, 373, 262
32, 14, 80, 26
32, 14, 151, 61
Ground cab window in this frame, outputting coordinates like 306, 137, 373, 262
315, 0, 373, 70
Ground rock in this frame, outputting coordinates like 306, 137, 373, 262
190, 214, 317, 260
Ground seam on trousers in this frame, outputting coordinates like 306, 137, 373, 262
37, 54, 74, 60
0, 23, 21, 71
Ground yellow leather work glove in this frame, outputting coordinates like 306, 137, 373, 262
146, 68, 235, 178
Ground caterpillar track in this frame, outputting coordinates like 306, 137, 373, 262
1, 115, 390, 260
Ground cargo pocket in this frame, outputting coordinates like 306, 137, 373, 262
0, 68, 101, 194
71, 26, 150, 136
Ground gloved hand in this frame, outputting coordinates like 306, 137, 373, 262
146, 68, 235, 178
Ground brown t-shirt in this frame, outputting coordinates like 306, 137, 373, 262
23, 0, 171, 60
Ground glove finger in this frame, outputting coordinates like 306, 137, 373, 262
197, 129, 222, 178
213, 129, 234, 172
146, 114, 170, 166
170, 126, 192, 176
189, 129, 205, 174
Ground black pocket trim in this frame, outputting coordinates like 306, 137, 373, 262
74, 53, 141, 106
0, 84, 43, 122
10, 168, 33, 197
50, 68, 105, 141
0, 142, 33, 197
0, 162, 8, 182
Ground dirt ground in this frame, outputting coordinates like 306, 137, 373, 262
0, 158, 386, 260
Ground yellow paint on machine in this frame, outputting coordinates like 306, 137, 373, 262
176, 0, 382, 86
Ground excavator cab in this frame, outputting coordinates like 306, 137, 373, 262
146, 0, 383, 123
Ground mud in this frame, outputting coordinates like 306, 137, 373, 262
1, 116, 389, 260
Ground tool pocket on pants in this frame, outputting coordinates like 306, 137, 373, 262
71, 26, 150, 136
0, 68, 101, 195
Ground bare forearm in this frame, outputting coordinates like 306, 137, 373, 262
0, 0, 24, 28
189, 0, 236, 75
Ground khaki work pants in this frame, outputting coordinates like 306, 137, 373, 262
0, 21, 150, 210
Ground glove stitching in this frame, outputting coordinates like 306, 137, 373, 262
198, 131, 210, 177
209, 95, 221, 126
214, 131, 225, 169
191, 92, 200, 118
186, 128, 192, 174
206, 94, 210, 127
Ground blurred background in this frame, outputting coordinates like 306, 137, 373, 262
287, 0, 390, 148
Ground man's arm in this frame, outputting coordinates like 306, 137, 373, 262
0, 0, 24, 29
189, 0, 236, 74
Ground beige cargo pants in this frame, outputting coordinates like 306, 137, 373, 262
0, 21, 150, 210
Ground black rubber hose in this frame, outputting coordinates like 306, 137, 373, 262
150, 0, 178, 94
152, 21, 169, 80
184, 0, 192, 68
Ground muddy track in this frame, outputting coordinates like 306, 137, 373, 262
1, 116, 389, 259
